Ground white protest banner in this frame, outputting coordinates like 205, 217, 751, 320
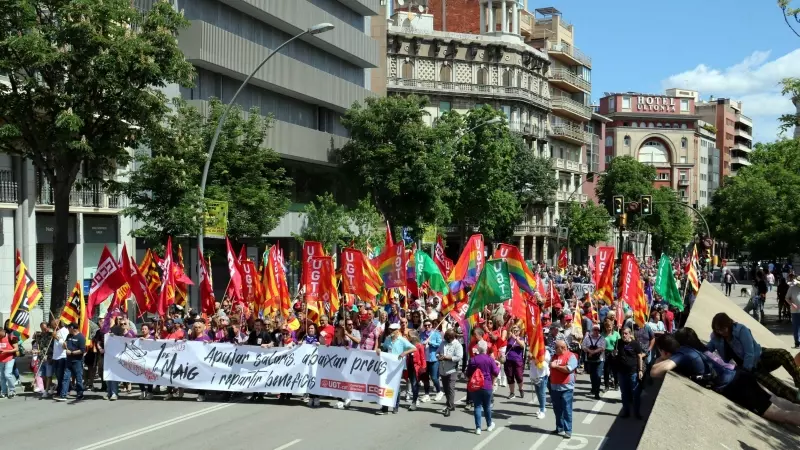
103, 336, 402, 407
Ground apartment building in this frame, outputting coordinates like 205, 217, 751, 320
696, 96, 753, 178
695, 120, 719, 208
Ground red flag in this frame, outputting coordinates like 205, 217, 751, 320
526, 299, 545, 368
505, 277, 526, 319
157, 237, 177, 317
226, 237, 244, 303
385, 221, 393, 249
615, 299, 625, 330
263, 244, 291, 317
619, 252, 648, 327
341, 248, 365, 296
558, 247, 568, 270
535, 272, 546, 299
302, 241, 325, 292
198, 247, 216, 316
240, 260, 260, 305
87, 245, 127, 319
588, 254, 596, 281
595, 247, 615, 305
238, 245, 247, 262
433, 235, 454, 278
305, 256, 336, 312
121, 244, 154, 316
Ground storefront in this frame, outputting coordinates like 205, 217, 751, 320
35, 213, 77, 313
83, 214, 119, 282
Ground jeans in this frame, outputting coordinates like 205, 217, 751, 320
139, 384, 153, 394
603, 351, 618, 388
586, 360, 603, 395
472, 388, 493, 429
408, 370, 420, 404
54, 358, 67, 395
618, 372, 641, 416
440, 373, 456, 410
724, 283, 732, 296
533, 375, 548, 413
107, 380, 120, 398
551, 389, 574, 434
0, 360, 15, 395
424, 360, 441, 394
744, 297, 765, 322
60, 359, 84, 398
792, 313, 800, 347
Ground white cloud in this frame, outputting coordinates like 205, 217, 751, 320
662, 49, 800, 142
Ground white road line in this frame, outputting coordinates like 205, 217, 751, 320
581, 398, 605, 425
457, 396, 467, 403
473, 426, 506, 450
274, 439, 302, 450
529, 434, 549, 450
571, 432, 611, 439
74, 403, 234, 450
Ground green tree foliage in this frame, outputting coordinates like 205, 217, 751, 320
779, 0, 800, 37
348, 197, 385, 252
295, 193, 349, 254
778, 78, 800, 136
595, 156, 656, 226
124, 98, 292, 243
557, 201, 611, 249
0, 0, 194, 316
511, 134, 558, 205
337, 95, 453, 232
648, 187, 694, 255
711, 139, 800, 259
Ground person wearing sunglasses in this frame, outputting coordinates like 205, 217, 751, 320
420, 319, 443, 403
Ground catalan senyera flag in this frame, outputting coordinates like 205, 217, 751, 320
8, 251, 43, 340
448, 234, 484, 291
361, 254, 383, 301
60, 282, 89, 338
175, 244, 188, 307
494, 244, 537, 295
440, 285, 467, 316
139, 249, 162, 295
686, 244, 700, 292
525, 300, 545, 369
619, 252, 648, 327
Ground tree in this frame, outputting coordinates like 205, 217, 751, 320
295, 192, 349, 255
348, 197, 385, 252
779, 0, 800, 38
711, 139, 800, 259
511, 134, 558, 206
595, 156, 656, 227
557, 201, 611, 249
337, 95, 453, 234
779, 78, 800, 138
647, 187, 694, 255
0, 1, 194, 316
124, 98, 292, 244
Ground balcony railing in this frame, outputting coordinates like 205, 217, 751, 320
733, 142, 752, 152
549, 68, 591, 92
678, 179, 690, 187
551, 95, 592, 119
735, 112, 752, 127
549, 122, 590, 144
547, 41, 592, 67
555, 191, 588, 202
389, 78, 550, 110
731, 156, 752, 167
508, 121, 545, 138
735, 128, 752, 141
37, 176, 127, 209
0, 169, 18, 203
514, 224, 557, 236
553, 158, 582, 173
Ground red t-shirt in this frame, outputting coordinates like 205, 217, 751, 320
319, 325, 335, 346
0, 336, 15, 363
664, 310, 675, 333
160, 329, 185, 340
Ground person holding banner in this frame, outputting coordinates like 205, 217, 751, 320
189, 321, 212, 402
138, 323, 155, 400
376, 322, 416, 415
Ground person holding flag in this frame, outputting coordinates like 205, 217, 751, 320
0, 326, 20, 398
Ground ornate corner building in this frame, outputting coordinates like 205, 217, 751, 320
386, 2, 597, 264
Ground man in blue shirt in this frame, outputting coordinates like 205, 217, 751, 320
420, 319, 443, 403
55, 323, 86, 402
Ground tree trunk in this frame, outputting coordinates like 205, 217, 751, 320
49, 177, 72, 319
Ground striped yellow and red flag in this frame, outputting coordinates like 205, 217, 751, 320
440, 288, 467, 316
8, 251, 43, 340
139, 249, 162, 295
175, 244, 188, 307
60, 282, 90, 338
686, 244, 700, 293
525, 300, 545, 368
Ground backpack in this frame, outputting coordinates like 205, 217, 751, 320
467, 367, 485, 392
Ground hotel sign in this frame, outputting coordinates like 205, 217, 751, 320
637, 96, 677, 112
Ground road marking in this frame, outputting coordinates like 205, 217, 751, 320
74, 403, 234, 450
581, 398, 605, 425
529, 434, 549, 450
473, 426, 505, 450
274, 439, 302, 450
571, 433, 610, 439
457, 395, 467, 403
595, 437, 608, 450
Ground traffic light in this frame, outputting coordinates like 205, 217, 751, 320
640, 195, 652, 216
612, 195, 624, 216
618, 213, 627, 229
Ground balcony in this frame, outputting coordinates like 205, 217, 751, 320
514, 225, 557, 237
546, 41, 592, 68
0, 169, 18, 204
555, 191, 588, 202
520, 12, 533, 37
549, 122, 590, 145
735, 113, 752, 127
388, 78, 550, 111
37, 176, 127, 210
549, 68, 591, 93
508, 121, 545, 138
678, 179, 690, 187
553, 158, 582, 173
735, 128, 752, 141
733, 142, 752, 153
731, 156, 752, 167
551, 95, 592, 121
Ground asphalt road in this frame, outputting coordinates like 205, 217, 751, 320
1, 361, 655, 450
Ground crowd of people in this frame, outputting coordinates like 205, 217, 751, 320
3, 259, 800, 438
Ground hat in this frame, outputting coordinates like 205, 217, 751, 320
388, 323, 401, 330
563, 314, 573, 321
554, 302, 563, 310
592, 323, 601, 330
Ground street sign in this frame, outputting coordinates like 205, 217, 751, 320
204, 199, 228, 238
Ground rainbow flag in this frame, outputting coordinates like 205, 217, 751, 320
374, 242, 407, 289
448, 234, 484, 291
494, 244, 536, 295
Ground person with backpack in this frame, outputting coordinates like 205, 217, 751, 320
651, 332, 800, 427
466, 339, 500, 435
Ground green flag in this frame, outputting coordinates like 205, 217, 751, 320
655, 254, 684, 311
415, 250, 449, 295
467, 259, 512, 317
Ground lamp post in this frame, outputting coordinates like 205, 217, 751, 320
197, 23, 335, 255
444, 116, 503, 148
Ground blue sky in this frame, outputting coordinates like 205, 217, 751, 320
526, 0, 800, 142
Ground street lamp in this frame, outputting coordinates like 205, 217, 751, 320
197, 23, 335, 255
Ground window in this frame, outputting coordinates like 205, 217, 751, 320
664, 123, 671, 128
402, 61, 413, 79
673, 123, 679, 128
681, 123, 688, 129
640, 140, 670, 164
439, 101, 451, 116
631, 122, 638, 127
517, 73, 523, 88
648, 122, 655, 128
679, 189, 686, 198
700, 191, 706, 198
622, 96, 631, 109
680, 99, 689, 112
681, 137, 688, 149
680, 156, 687, 163
680, 172, 687, 180
656, 122, 663, 127
605, 136, 613, 147
440, 65, 452, 82
624, 135, 631, 146
473, 103, 484, 110
477, 67, 488, 85
605, 155, 613, 163
502, 69, 512, 87
608, 97, 616, 111
657, 173, 670, 180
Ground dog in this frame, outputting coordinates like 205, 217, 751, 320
740, 287, 752, 298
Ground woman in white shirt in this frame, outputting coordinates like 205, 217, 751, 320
530, 349, 552, 420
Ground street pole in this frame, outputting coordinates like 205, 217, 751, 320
196, 23, 335, 256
